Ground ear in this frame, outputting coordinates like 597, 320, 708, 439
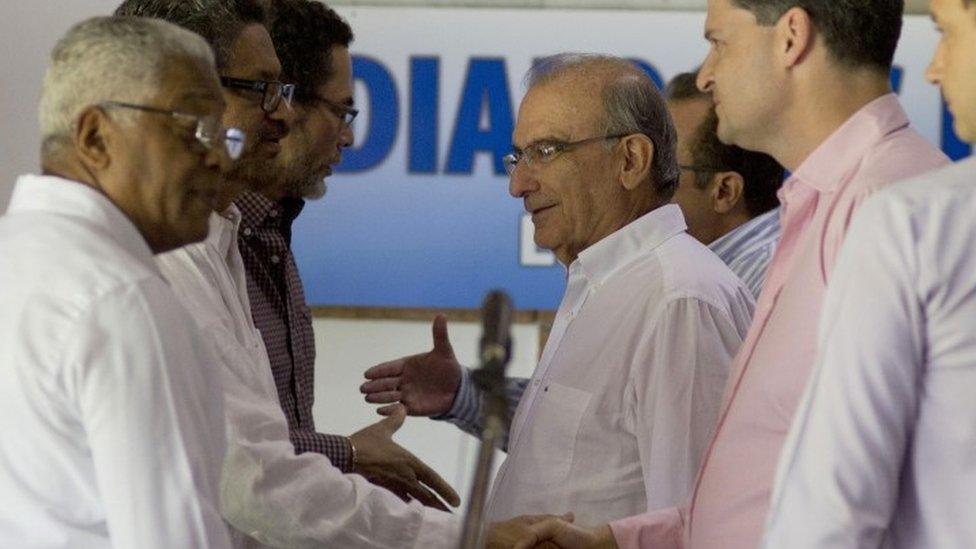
710, 171, 745, 214
618, 134, 654, 192
73, 106, 113, 171
777, 7, 816, 69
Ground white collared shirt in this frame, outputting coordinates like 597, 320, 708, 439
763, 158, 976, 549
156, 207, 461, 549
484, 204, 756, 526
0, 175, 230, 549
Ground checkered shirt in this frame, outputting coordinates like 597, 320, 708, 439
235, 191, 352, 472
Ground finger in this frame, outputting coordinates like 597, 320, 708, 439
431, 314, 454, 354
379, 403, 407, 432
376, 404, 401, 416
360, 377, 400, 394
364, 390, 402, 404
364, 359, 406, 380
512, 519, 564, 549
377, 473, 449, 512
405, 452, 461, 507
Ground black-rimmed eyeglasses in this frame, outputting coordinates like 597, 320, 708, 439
99, 101, 246, 160
503, 134, 630, 175
308, 95, 359, 126
220, 77, 295, 113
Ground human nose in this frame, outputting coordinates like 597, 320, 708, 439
204, 141, 233, 176
508, 162, 538, 198
697, 50, 717, 93
339, 120, 355, 148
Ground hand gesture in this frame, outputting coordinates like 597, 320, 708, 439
361, 315, 462, 417
348, 404, 461, 510
485, 514, 573, 549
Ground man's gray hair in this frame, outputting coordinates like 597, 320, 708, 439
526, 53, 680, 199
39, 16, 214, 154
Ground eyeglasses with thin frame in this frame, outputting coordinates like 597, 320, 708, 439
99, 101, 246, 160
503, 133, 630, 175
220, 76, 295, 113
679, 164, 728, 173
307, 95, 359, 126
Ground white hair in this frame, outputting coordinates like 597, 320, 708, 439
525, 53, 681, 198
39, 16, 215, 152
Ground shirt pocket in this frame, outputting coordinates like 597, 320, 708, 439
512, 381, 591, 486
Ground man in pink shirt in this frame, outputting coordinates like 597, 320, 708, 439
513, 1, 949, 548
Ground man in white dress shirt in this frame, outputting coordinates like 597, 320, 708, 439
130, 0, 474, 547
0, 16, 235, 548
362, 54, 756, 527
762, 0, 976, 547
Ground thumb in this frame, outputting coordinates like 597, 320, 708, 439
380, 403, 407, 433
431, 314, 454, 354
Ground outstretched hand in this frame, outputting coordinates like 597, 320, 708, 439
348, 404, 461, 510
360, 315, 463, 417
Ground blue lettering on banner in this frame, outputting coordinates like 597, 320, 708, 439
409, 56, 439, 173
337, 55, 399, 173
446, 58, 515, 175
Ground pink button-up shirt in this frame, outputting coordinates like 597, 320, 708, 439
609, 94, 949, 549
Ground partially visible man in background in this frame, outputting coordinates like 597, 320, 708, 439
127, 0, 464, 546
231, 0, 461, 508
0, 16, 234, 548
666, 71, 784, 298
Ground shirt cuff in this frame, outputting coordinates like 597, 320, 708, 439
412, 508, 462, 549
433, 366, 480, 423
609, 505, 685, 549
290, 430, 354, 473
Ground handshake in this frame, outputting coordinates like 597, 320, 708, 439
360, 315, 617, 549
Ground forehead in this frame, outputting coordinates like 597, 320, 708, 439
513, 75, 605, 146
226, 23, 282, 80
669, 98, 711, 146
316, 46, 353, 97
705, 0, 753, 34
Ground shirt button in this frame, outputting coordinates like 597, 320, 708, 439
242, 227, 253, 237
271, 255, 281, 264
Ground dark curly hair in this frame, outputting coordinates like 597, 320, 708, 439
270, 0, 353, 101
114, 0, 267, 69
666, 71, 784, 217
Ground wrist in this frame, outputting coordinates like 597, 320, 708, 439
347, 436, 358, 470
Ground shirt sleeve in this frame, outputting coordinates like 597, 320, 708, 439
65, 280, 232, 549
629, 296, 742, 511
436, 366, 528, 451
212, 321, 462, 548
762, 194, 922, 549
610, 505, 687, 549
289, 430, 354, 472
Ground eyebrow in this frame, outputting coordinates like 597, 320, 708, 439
512, 135, 564, 150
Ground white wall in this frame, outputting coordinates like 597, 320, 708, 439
312, 316, 541, 506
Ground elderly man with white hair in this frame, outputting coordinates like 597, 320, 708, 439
0, 16, 241, 548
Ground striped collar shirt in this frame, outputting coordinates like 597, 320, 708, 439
707, 208, 781, 299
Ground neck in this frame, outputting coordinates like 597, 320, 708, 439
766, 69, 891, 172
556, 194, 658, 266
703, 210, 753, 245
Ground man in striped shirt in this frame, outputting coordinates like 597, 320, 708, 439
666, 72, 784, 298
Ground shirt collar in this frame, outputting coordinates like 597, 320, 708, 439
209, 204, 242, 262
708, 207, 780, 265
7, 174, 158, 272
573, 203, 687, 286
791, 93, 910, 194
235, 190, 306, 230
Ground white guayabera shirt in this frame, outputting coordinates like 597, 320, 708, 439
156, 206, 461, 549
485, 205, 756, 527
763, 158, 976, 549
0, 175, 231, 549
